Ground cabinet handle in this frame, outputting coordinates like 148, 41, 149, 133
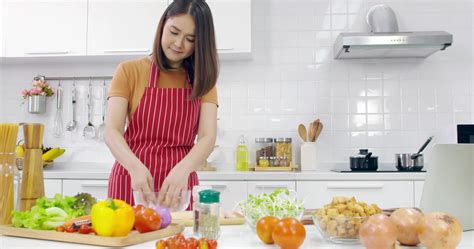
255, 183, 291, 189
25, 51, 70, 55
327, 183, 384, 190
217, 48, 234, 51
81, 182, 108, 188
209, 184, 228, 189
103, 49, 150, 53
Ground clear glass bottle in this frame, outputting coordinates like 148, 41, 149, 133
198, 190, 221, 240
235, 135, 249, 171
192, 185, 212, 236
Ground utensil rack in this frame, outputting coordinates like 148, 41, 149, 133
33, 75, 113, 81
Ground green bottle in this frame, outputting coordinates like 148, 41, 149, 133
235, 135, 249, 171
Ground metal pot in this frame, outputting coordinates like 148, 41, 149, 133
28, 95, 46, 114
396, 153, 424, 171
350, 149, 378, 171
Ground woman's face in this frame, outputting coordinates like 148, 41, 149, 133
161, 14, 196, 69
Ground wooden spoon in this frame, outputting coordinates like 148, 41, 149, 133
314, 122, 323, 142
308, 122, 316, 142
298, 124, 307, 142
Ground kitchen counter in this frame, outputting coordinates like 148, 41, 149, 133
0, 225, 472, 248
43, 162, 426, 181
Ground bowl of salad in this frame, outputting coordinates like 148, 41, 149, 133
237, 188, 304, 231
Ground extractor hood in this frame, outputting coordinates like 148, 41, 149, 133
334, 31, 453, 59
334, 5, 453, 59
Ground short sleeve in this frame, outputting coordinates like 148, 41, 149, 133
201, 85, 218, 106
108, 63, 130, 100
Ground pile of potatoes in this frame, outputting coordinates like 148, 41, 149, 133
313, 196, 382, 239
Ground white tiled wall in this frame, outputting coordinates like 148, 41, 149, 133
0, 0, 473, 171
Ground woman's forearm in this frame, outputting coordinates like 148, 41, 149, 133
104, 128, 143, 173
176, 135, 216, 173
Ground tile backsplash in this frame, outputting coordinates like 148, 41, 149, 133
0, 0, 473, 171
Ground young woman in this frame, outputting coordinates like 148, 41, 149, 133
104, 0, 218, 210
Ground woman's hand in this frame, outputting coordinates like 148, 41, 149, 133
158, 165, 191, 209
129, 164, 155, 206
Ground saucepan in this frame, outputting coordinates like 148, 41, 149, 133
396, 136, 433, 171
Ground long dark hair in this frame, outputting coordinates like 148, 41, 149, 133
152, 0, 219, 99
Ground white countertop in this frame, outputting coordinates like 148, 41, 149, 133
0, 225, 472, 249
42, 162, 426, 181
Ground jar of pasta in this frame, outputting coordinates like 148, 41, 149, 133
274, 138, 292, 166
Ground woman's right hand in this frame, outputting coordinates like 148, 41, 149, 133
129, 164, 156, 205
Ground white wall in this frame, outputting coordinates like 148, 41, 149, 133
0, 0, 473, 171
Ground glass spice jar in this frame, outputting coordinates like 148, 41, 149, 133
258, 156, 270, 167
275, 137, 292, 165
269, 156, 278, 167
255, 138, 274, 166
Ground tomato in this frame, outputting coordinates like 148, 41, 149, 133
155, 240, 166, 249
168, 237, 179, 249
134, 204, 145, 214
256, 216, 280, 244
199, 238, 208, 249
134, 207, 161, 233
186, 237, 199, 248
78, 224, 93, 234
55, 226, 65, 232
65, 226, 77, 233
272, 217, 306, 249
207, 239, 218, 249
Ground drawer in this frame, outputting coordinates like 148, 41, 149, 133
63, 179, 109, 200
199, 181, 247, 211
45, 179, 63, 198
297, 181, 414, 209
247, 181, 296, 196
414, 181, 424, 208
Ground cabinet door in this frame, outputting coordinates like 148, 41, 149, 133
199, 181, 247, 211
87, 0, 167, 56
63, 179, 109, 200
4, 0, 87, 57
414, 181, 424, 208
44, 179, 63, 198
207, 0, 251, 54
297, 181, 414, 209
0, 1, 4, 57
247, 181, 296, 196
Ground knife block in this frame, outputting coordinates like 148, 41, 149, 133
19, 123, 45, 211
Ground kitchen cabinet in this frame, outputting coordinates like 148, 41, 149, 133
199, 181, 247, 211
62, 179, 109, 200
3, 0, 88, 57
296, 181, 414, 209
207, 0, 252, 58
44, 179, 63, 197
247, 181, 296, 196
87, 0, 167, 56
414, 181, 424, 208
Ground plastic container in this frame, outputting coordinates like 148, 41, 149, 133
197, 190, 221, 240
300, 142, 317, 171
255, 138, 274, 165
275, 138, 292, 166
235, 135, 249, 171
192, 185, 212, 235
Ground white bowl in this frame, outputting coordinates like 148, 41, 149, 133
133, 190, 190, 212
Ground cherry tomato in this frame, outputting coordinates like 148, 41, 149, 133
272, 217, 306, 249
186, 237, 199, 248
168, 237, 179, 249
134, 207, 161, 233
55, 226, 65, 232
207, 239, 218, 249
133, 204, 145, 214
78, 224, 92, 234
65, 226, 77, 233
256, 216, 280, 244
155, 240, 166, 249
199, 238, 209, 249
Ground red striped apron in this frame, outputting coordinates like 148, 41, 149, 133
108, 60, 200, 209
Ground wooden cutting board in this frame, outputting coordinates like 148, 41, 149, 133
0, 223, 184, 247
172, 211, 245, 227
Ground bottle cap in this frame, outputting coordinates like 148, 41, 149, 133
199, 189, 220, 204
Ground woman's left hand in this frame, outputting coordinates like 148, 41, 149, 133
158, 165, 191, 209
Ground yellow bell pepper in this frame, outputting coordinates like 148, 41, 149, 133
91, 199, 135, 237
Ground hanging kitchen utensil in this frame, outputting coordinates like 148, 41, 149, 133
411, 136, 433, 159
66, 79, 77, 132
52, 80, 63, 138
96, 79, 107, 140
298, 124, 307, 142
83, 78, 96, 138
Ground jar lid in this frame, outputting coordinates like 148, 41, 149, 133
255, 138, 273, 143
269, 156, 276, 159
199, 189, 220, 204
275, 137, 292, 142
259, 156, 269, 160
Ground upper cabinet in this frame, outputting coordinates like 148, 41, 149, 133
207, 0, 251, 59
3, 0, 87, 57
87, 0, 167, 56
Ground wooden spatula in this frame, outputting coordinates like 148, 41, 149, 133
308, 122, 316, 142
298, 124, 307, 142
314, 121, 323, 142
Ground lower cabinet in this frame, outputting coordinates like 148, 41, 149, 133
199, 181, 247, 211
63, 179, 109, 200
296, 181, 415, 209
247, 181, 296, 196
44, 179, 63, 198
414, 181, 424, 208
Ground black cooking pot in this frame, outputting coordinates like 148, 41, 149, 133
350, 149, 378, 171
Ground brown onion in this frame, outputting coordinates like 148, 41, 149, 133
389, 208, 423, 246
359, 214, 398, 249
418, 212, 463, 249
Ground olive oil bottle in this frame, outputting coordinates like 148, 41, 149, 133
235, 135, 249, 171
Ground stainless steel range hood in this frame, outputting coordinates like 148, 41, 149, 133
334, 31, 453, 59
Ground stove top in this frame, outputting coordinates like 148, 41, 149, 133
331, 169, 426, 173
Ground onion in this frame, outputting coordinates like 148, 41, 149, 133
417, 212, 463, 249
153, 205, 172, 229
389, 208, 423, 246
359, 214, 397, 249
